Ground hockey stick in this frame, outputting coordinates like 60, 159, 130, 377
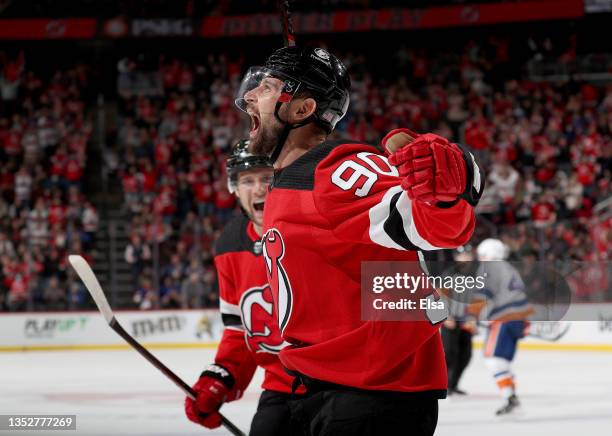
278, 0, 296, 47
476, 320, 571, 342
526, 322, 571, 342
68, 255, 246, 436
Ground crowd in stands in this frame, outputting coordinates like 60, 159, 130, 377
0, 51, 98, 312
113, 51, 242, 310
112, 35, 610, 309
1, 29, 610, 312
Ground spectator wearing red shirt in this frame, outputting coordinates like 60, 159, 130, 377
48, 195, 66, 227
4, 129, 22, 157
192, 172, 214, 217
465, 116, 493, 151
534, 154, 557, 185
177, 112, 194, 144
48, 222, 67, 252
191, 150, 213, 172
532, 194, 557, 228
50, 145, 67, 177
64, 156, 83, 188
212, 180, 235, 223
154, 138, 172, 171
575, 160, 596, 187
153, 188, 176, 223
161, 58, 180, 91
591, 218, 611, 260
574, 197, 594, 219
140, 160, 157, 197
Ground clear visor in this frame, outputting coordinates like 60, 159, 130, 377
227, 177, 237, 194
235, 66, 292, 112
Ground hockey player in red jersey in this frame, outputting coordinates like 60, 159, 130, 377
184, 140, 301, 435
234, 46, 485, 435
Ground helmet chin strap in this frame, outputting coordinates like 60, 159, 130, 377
269, 100, 313, 164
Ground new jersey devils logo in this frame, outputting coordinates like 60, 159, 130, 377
240, 284, 290, 353
262, 228, 293, 335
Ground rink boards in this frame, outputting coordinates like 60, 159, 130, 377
0, 306, 611, 352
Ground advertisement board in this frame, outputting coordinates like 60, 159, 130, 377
1, 307, 610, 352
0, 310, 222, 351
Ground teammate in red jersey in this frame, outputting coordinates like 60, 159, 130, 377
234, 46, 485, 435
184, 140, 301, 436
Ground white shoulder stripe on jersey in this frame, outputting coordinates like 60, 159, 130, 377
220, 298, 242, 317
368, 185, 442, 251
225, 325, 244, 332
395, 189, 442, 251
468, 151, 482, 192
368, 186, 407, 250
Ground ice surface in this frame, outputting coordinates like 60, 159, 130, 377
1, 347, 611, 435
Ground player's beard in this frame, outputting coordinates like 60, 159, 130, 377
249, 118, 285, 157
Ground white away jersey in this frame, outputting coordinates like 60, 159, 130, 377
475, 261, 530, 321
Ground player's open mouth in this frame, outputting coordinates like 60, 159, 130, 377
249, 112, 260, 137
253, 201, 265, 212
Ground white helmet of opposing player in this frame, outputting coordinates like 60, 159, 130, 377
476, 238, 508, 261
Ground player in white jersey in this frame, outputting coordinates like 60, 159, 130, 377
472, 238, 533, 415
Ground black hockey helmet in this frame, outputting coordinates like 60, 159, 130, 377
235, 46, 351, 161
264, 46, 350, 133
226, 139, 273, 193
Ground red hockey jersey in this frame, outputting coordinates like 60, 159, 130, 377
214, 215, 295, 394
262, 140, 481, 394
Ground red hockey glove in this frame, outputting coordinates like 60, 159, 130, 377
383, 128, 478, 205
185, 364, 235, 429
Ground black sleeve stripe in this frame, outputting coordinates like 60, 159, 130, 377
221, 313, 242, 327
272, 139, 380, 191
456, 143, 485, 206
383, 192, 420, 251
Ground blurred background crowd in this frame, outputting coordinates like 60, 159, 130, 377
0, 1, 610, 312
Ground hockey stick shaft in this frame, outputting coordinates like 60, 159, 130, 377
68, 255, 245, 436
476, 319, 570, 342
278, 0, 296, 47
109, 320, 245, 435
526, 323, 571, 341
527, 332, 563, 341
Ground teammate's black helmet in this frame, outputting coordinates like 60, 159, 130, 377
226, 139, 273, 193
264, 46, 351, 133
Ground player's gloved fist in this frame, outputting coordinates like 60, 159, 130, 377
185, 364, 235, 429
383, 128, 468, 204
